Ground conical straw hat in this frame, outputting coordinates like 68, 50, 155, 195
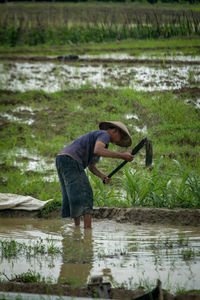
99, 121, 132, 147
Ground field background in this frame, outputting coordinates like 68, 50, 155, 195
0, 1, 200, 46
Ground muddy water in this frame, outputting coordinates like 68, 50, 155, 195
0, 218, 200, 293
0, 57, 200, 92
82, 52, 200, 62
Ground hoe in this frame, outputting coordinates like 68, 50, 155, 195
104, 137, 153, 183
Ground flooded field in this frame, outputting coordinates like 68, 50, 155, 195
0, 48, 200, 297
0, 217, 200, 293
0, 53, 200, 92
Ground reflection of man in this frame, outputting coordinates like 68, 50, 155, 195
56, 121, 133, 229
58, 227, 93, 286
102, 268, 114, 283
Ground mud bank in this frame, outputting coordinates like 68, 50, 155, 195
0, 207, 200, 227
1, 55, 200, 65
0, 281, 199, 300
93, 207, 200, 227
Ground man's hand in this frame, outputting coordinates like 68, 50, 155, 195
88, 163, 111, 184
101, 175, 111, 184
120, 152, 134, 162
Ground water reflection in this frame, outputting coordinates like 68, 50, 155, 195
0, 218, 200, 293
59, 227, 93, 285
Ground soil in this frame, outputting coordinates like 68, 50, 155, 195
0, 278, 200, 300
0, 206, 200, 226
1, 55, 200, 65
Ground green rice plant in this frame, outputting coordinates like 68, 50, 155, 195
46, 238, 62, 255
177, 234, 189, 247
181, 248, 196, 261
120, 157, 200, 208
0, 238, 61, 260
171, 160, 200, 208
88, 171, 120, 207
6, 269, 52, 284
0, 239, 23, 259
121, 157, 165, 207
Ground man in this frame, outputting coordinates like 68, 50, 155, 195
56, 121, 134, 229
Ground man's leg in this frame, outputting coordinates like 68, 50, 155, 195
74, 216, 81, 227
56, 157, 70, 218
84, 214, 92, 229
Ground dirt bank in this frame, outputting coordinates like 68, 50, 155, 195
93, 207, 200, 227
0, 206, 200, 227
0, 280, 200, 300
1, 56, 200, 65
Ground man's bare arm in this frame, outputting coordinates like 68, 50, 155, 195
94, 141, 133, 162
88, 162, 110, 184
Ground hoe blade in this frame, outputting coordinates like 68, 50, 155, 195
145, 139, 153, 167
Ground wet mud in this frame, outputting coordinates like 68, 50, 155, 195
0, 206, 200, 226
93, 207, 200, 227
1, 59, 200, 92
0, 281, 200, 300
1, 55, 200, 65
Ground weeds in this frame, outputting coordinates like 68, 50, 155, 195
2, 269, 52, 284
0, 238, 61, 260
181, 249, 196, 261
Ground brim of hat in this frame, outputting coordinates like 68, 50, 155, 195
99, 121, 132, 147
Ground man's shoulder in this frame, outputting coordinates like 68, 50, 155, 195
82, 130, 108, 138
90, 130, 110, 139
77, 130, 110, 144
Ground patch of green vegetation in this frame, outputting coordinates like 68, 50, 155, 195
176, 289, 200, 295
0, 86, 199, 209
41, 198, 61, 216
87, 38, 200, 51
0, 37, 199, 58
2, 269, 52, 284
0, 238, 61, 259
0, 3, 200, 47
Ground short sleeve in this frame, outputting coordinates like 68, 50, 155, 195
96, 131, 110, 146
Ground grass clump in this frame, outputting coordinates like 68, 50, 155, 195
1, 269, 52, 284
121, 158, 200, 209
0, 238, 61, 260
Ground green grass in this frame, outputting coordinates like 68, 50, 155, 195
0, 37, 199, 61
0, 86, 199, 210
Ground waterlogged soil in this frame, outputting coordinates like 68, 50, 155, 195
0, 215, 200, 299
1, 206, 200, 226
0, 50, 200, 298
0, 53, 200, 92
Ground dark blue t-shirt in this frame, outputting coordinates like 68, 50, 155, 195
60, 130, 110, 168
